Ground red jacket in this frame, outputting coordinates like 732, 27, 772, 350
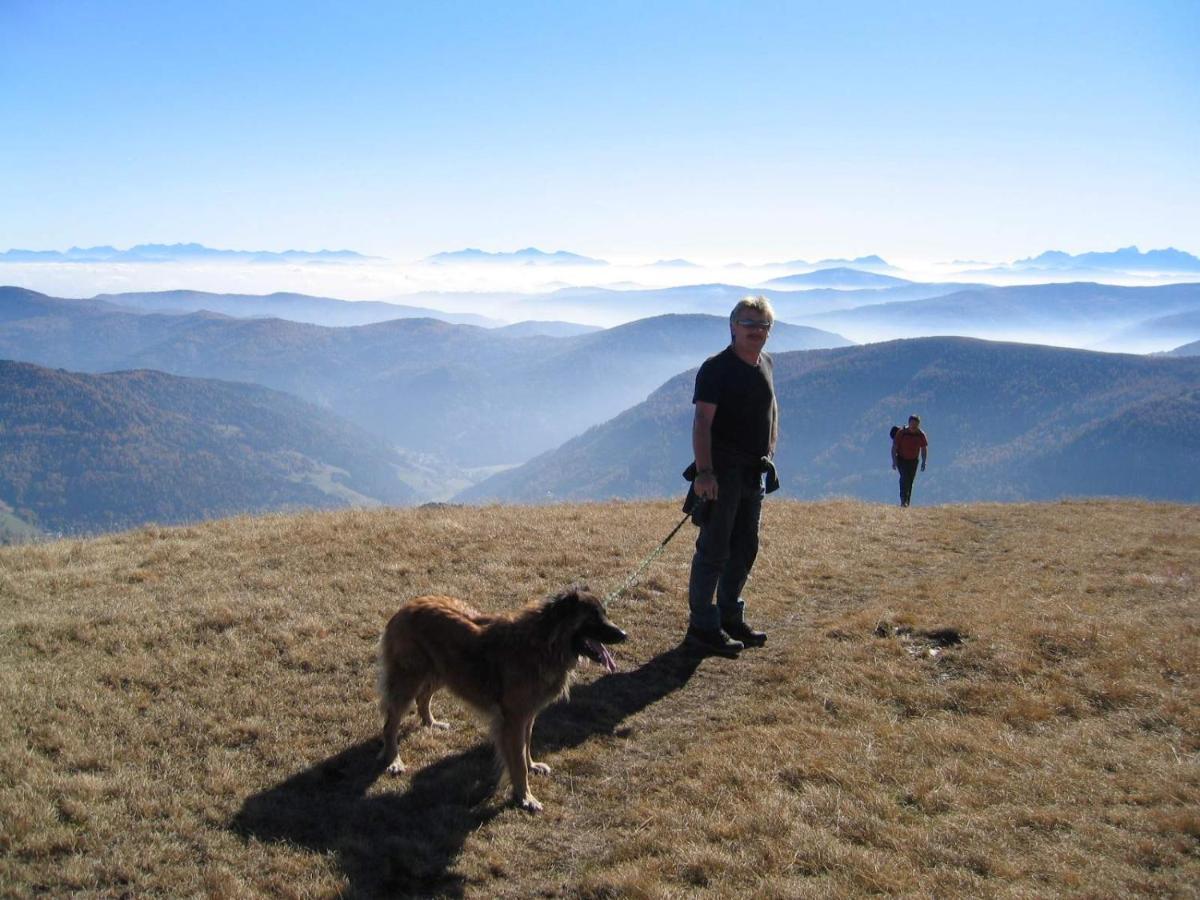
894, 428, 928, 461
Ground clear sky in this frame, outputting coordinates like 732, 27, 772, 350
2, 0, 1197, 264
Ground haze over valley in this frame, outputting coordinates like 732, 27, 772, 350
3, 245, 1199, 537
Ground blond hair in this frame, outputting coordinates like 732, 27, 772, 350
729, 296, 775, 340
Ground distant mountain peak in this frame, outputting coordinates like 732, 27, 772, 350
763, 267, 911, 289
647, 258, 700, 268
817, 254, 891, 268
423, 247, 608, 266
761, 254, 894, 272
1011, 246, 1200, 272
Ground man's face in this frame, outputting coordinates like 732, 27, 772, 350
907, 417, 919, 430
732, 309, 773, 353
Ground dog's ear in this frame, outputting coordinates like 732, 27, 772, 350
548, 584, 592, 611
558, 583, 591, 597
544, 586, 586, 649
545, 588, 581, 622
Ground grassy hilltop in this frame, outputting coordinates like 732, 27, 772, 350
1, 500, 1197, 896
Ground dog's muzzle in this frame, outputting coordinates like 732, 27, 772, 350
579, 621, 626, 672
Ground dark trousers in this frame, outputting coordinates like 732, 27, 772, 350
687, 464, 765, 631
897, 458, 919, 506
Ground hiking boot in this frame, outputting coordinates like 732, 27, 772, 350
722, 620, 767, 647
685, 625, 743, 657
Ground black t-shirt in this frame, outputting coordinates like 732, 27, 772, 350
692, 345, 775, 460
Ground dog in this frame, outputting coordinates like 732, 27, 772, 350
377, 585, 627, 812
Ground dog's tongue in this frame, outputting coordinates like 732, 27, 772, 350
586, 639, 617, 673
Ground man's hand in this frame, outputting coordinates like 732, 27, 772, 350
695, 471, 718, 501
692, 402, 718, 501
920, 463, 926, 472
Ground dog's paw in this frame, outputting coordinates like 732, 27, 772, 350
529, 761, 552, 776
516, 793, 543, 813
384, 758, 407, 776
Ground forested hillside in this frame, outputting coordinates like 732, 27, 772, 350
0, 360, 417, 535
461, 337, 1200, 503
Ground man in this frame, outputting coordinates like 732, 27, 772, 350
891, 415, 928, 507
686, 296, 778, 657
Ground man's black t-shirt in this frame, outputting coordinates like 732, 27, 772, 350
692, 345, 775, 461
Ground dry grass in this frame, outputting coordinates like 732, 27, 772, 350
1, 499, 1197, 897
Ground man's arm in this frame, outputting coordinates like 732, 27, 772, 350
920, 444, 928, 471
768, 395, 779, 458
693, 401, 718, 500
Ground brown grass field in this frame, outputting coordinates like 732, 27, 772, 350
1, 499, 1197, 897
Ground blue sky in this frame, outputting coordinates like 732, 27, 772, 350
2, 0, 1197, 263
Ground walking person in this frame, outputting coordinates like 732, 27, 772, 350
686, 296, 778, 657
892, 415, 928, 507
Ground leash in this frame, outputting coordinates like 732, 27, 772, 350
603, 510, 692, 605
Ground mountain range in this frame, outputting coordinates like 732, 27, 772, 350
460, 337, 1200, 504
965, 246, 1200, 278
0, 243, 370, 264
66, 281, 1200, 351
519, 280, 977, 324
0, 288, 850, 468
5, 270, 1199, 533
92, 289, 501, 328
422, 247, 607, 266
509, 279, 1200, 350
1012, 246, 1200, 272
8, 244, 1198, 277
755, 254, 895, 272
0, 359, 417, 536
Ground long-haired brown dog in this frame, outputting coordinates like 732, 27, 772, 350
377, 586, 626, 812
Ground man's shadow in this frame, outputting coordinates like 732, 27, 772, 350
231, 643, 703, 898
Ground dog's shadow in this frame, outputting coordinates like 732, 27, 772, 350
231, 643, 703, 898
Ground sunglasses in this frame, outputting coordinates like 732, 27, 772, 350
734, 318, 772, 331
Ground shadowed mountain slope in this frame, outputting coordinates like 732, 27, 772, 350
0, 360, 417, 535
459, 337, 1200, 504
